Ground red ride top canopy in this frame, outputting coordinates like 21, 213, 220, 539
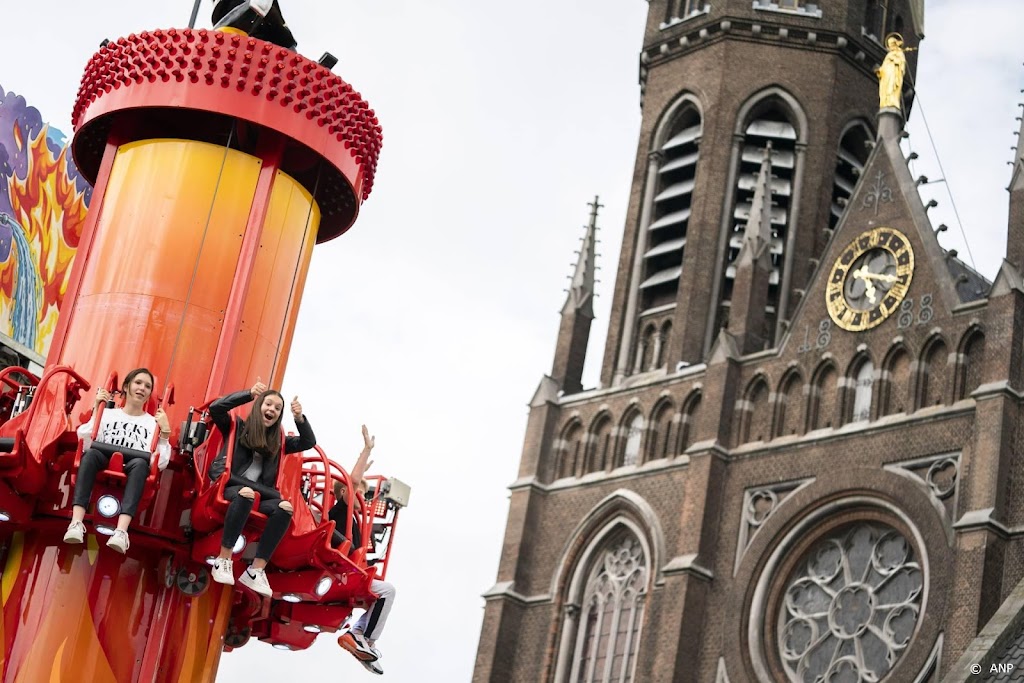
70, 28, 382, 241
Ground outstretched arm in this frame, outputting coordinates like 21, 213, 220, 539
351, 424, 375, 486
332, 425, 375, 503
208, 379, 266, 434
284, 395, 316, 453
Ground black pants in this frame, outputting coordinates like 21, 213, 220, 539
73, 448, 149, 517
221, 485, 293, 561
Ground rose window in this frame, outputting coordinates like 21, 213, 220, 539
777, 522, 924, 682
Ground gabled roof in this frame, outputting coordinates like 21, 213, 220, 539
944, 250, 990, 303
943, 571, 1024, 682
780, 109, 970, 347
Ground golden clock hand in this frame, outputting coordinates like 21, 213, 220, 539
864, 281, 878, 304
852, 267, 877, 303
856, 270, 898, 284
851, 266, 876, 294
851, 267, 872, 289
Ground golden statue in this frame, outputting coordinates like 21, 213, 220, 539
875, 33, 916, 110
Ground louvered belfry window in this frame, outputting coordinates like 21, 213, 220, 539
640, 110, 702, 312
717, 106, 797, 338
829, 124, 870, 231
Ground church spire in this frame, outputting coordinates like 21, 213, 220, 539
742, 143, 775, 259
551, 197, 601, 395
1007, 97, 1024, 273
727, 145, 776, 354
562, 196, 601, 317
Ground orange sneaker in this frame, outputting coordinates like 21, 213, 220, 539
338, 631, 378, 662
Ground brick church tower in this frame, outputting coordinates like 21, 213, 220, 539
474, 1, 1024, 681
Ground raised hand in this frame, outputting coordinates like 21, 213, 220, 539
351, 425, 376, 485
291, 396, 303, 422
362, 424, 375, 453
155, 408, 171, 435
250, 376, 268, 399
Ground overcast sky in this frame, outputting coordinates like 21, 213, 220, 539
3, 1, 1023, 681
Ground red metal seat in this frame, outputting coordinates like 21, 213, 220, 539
194, 431, 400, 648
0, 366, 88, 497
0, 366, 39, 431
264, 450, 335, 570
189, 414, 271, 563
269, 445, 383, 588
0, 366, 87, 523
265, 447, 409, 608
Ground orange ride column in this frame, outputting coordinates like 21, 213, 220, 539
0, 28, 380, 683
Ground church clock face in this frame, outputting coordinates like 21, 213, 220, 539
825, 227, 914, 332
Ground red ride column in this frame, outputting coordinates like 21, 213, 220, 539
0, 28, 381, 683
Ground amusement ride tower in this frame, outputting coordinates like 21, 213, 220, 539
0, 17, 401, 683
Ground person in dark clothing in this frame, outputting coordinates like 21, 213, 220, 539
212, 0, 297, 50
207, 379, 316, 597
328, 481, 362, 551
333, 425, 395, 676
328, 425, 376, 552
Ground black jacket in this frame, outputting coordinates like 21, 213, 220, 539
207, 390, 316, 498
328, 496, 362, 549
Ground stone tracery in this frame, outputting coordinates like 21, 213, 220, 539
776, 522, 923, 682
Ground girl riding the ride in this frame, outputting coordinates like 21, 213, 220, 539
207, 379, 316, 596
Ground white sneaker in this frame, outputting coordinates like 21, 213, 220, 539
106, 529, 129, 554
360, 658, 384, 675
63, 520, 85, 544
250, 0, 273, 16
239, 566, 272, 597
211, 558, 235, 585
338, 631, 379, 662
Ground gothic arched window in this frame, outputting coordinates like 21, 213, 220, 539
567, 531, 648, 683
715, 97, 802, 345
646, 400, 674, 462
955, 329, 985, 400
774, 370, 803, 437
882, 347, 911, 416
849, 357, 874, 424
892, 13, 905, 36
741, 376, 772, 444
677, 390, 702, 453
829, 122, 871, 232
810, 363, 838, 430
919, 337, 949, 409
665, 0, 708, 26
558, 421, 584, 479
588, 415, 614, 473
620, 412, 644, 468
633, 324, 657, 375
640, 106, 702, 312
864, 0, 888, 41
656, 320, 672, 369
